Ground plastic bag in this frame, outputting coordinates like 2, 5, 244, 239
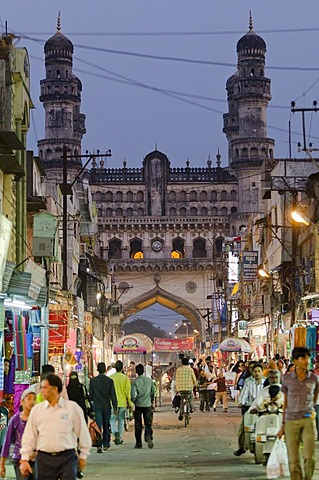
266, 438, 290, 479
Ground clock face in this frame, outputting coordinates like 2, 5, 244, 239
152, 240, 163, 252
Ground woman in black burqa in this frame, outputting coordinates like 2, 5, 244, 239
66, 371, 91, 423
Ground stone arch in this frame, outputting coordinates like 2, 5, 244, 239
121, 286, 203, 333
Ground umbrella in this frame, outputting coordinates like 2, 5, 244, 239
219, 338, 251, 353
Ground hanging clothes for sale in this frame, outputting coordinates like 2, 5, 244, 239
294, 325, 307, 347
13, 314, 28, 371
306, 324, 317, 353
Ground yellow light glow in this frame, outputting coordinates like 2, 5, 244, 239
291, 210, 311, 227
258, 268, 271, 279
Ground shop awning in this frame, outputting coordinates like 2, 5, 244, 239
219, 337, 251, 353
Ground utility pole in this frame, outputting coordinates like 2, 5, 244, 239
61, 147, 111, 292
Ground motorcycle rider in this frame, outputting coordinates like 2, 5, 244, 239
249, 370, 283, 414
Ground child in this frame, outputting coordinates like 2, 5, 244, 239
0, 387, 36, 479
197, 370, 211, 412
213, 371, 228, 413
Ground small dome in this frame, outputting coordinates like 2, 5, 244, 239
44, 32, 73, 55
237, 30, 266, 52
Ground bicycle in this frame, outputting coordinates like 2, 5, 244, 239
178, 391, 192, 427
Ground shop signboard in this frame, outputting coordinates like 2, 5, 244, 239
242, 251, 258, 281
153, 337, 194, 352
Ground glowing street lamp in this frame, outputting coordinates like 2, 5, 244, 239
291, 209, 311, 227
257, 266, 271, 279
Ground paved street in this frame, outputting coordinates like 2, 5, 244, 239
4, 392, 319, 479
82, 392, 319, 480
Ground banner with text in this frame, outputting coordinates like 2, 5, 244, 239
154, 337, 194, 352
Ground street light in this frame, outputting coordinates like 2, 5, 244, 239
258, 266, 271, 279
291, 209, 311, 227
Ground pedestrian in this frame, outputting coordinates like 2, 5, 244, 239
109, 360, 133, 446
233, 363, 265, 456
197, 370, 211, 412
89, 362, 117, 453
248, 370, 283, 414
35, 364, 68, 403
0, 387, 36, 480
126, 361, 136, 380
20, 374, 91, 480
213, 371, 228, 413
175, 357, 197, 412
278, 347, 319, 480
67, 371, 92, 423
131, 363, 156, 449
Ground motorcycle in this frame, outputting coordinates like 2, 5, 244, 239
254, 402, 283, 465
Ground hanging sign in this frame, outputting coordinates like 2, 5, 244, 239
154, 337, 194, 352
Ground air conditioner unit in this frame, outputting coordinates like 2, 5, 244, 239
33, 237, 55, 257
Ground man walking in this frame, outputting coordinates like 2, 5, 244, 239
89, 362, 117, 453
20, 374, 91, 480
110, 360, 133, 445
131, 363, 156, 449
278, 347, 319, 480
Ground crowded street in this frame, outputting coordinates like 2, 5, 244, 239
48, 393, 319, 480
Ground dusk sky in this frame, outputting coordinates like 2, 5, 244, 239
3, 0, 319, 171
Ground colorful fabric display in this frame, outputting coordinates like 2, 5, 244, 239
13, 315, 28, 371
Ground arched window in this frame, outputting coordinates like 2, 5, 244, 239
105, 208, 113, 216
109, 238, 122, 259
115, 208, 123, 216
169, 191, 176, 201
127, 208, 133, 216
235, 148, 239, 158
116, 191, 123, 202
231, 206, 237, 214
171, 238, 185, 258
230, 190, 237, 201
221, 190, 227, 201
200, 190, 208, 201
136, 191, 144, 202
180, 207, 187, 216
190, 207, 197, 216
250, 68, 255, 77
211, 191, 217, 202
169, 207, 177, 216
201, 207, 208, 216
215, 236, 224, 254
193, 238, 207, 258
269, 149, 273, 158
137, 208, 144, 216
190, 190, 197, 201
179, 190, 187, 201
220, 207, 228, 216
127, 191, 134, 202
130, 239, 143, 259
211, 207, 218, 216
46, 148, 52, 160
250, 147, 258, 158
105, 191, 113, 201
241, 148, 248, 158
95, 191, 102, 202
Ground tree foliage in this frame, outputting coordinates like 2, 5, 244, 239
122, 318, 168, 341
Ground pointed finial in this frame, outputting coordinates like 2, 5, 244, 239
186, 157, 190, 168
207, 154, 212, 168
155, 140, 158, 150
249, 11, 253, 31
216, 148, 221, 168
57, 12, 61, 33
123, 157, 127, 168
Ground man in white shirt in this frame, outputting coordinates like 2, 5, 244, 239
20, 373, 91, 479
234, 363, 265, 456
248, 370, 283, 413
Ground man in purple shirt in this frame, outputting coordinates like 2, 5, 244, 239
278, 347, 319, 480
0, 386, 36, 479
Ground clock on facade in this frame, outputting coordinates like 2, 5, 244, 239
151, 240, 163, 252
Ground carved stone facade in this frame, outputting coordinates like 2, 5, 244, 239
39, 18, 274, 338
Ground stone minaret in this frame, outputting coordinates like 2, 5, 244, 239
223, 14, 275, 214
38, 14, 86, 179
